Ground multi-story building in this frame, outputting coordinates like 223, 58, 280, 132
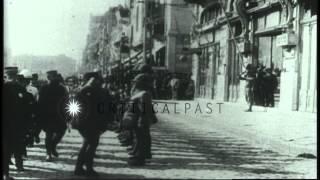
185, 0, 317, 112
82, 5, 130, 75
127, 0, 194, 74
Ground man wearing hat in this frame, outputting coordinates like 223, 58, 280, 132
124, 73, 158, 166
38, 70, 69, 161
3, 67, 28, 179
15, 71, 38, 165
239, 64, 257, 112
19, 70, 40, 146
73, 71, 114, 177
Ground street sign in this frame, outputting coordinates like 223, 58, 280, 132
276, 32, 297, 47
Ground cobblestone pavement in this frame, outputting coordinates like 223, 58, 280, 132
11, 114, 316, 179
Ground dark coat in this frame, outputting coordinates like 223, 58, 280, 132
74, 86, 114, 133
38, 82, 69, 131
3, 82, 29, 148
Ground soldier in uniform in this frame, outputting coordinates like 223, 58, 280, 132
19, 71, 39, 148
3, 67, 28, 179
38, 70, 69, 161
16, 73, 37, 159
125, 73, 158, 166
73, 72, 113, 177
239, 64, 257, 112
118, 64, 154, 148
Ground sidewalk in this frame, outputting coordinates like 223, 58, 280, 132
153, 99, 317, 158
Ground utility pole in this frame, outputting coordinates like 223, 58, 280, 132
143, 0, 148, 64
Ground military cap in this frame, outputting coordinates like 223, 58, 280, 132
46, 70, 58, 76
4, 66, 18, 75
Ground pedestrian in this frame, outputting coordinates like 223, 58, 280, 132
264, 68, 278, 107
22, 71, 41, 145
3, 67, 28, 178
122, 73, 158, 166
185, 73, 195, 100
38, 70, 69, 161
239, 64, 256, 112
72, 72, 114, 177
170, 74, 180, 100
254, 64, 266, 106
17, 73, 38, 155
30, 73, 43, 144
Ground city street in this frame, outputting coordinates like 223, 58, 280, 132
4, 0, 317, 179
11, 102, 316, 179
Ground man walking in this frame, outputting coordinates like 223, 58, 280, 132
73, 72, 113, 177
240, 64, 257, 112
38, 70, 68, 161
3, 67, 27, 179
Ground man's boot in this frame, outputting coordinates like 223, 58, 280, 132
15, 158, 24, 171
74, 150, 86, 176
85, 154, 99, 177
51, 146, 59, 158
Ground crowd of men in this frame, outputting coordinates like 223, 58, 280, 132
107, 69, 195, 101
240, 64, 279, 112
2, 64, 158, 180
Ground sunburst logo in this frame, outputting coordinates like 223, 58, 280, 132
66, 99, 81, 117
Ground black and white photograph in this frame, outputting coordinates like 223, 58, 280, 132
2, 0, 317, 179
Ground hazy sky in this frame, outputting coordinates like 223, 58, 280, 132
4, 0, 125, 61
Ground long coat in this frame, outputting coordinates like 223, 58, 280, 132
3, 81, 29, 153
74, 86, 114, 134
38, 82, 69, 132
128, 90, 157, 160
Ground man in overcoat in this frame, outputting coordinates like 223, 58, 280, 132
73, 72, 114, 177
38, 70, 68, 161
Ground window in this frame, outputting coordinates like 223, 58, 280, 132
257, 36, 282, 69
265, 11, 280, 28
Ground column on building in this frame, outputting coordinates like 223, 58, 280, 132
297, 2, 317, 113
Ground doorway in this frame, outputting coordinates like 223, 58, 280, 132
198, 43, 220, 99
255, 35, 283, 107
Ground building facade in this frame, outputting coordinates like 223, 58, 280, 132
127, 0, 194, 74
185, 0, 317, 112
81, 5, 130, 75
